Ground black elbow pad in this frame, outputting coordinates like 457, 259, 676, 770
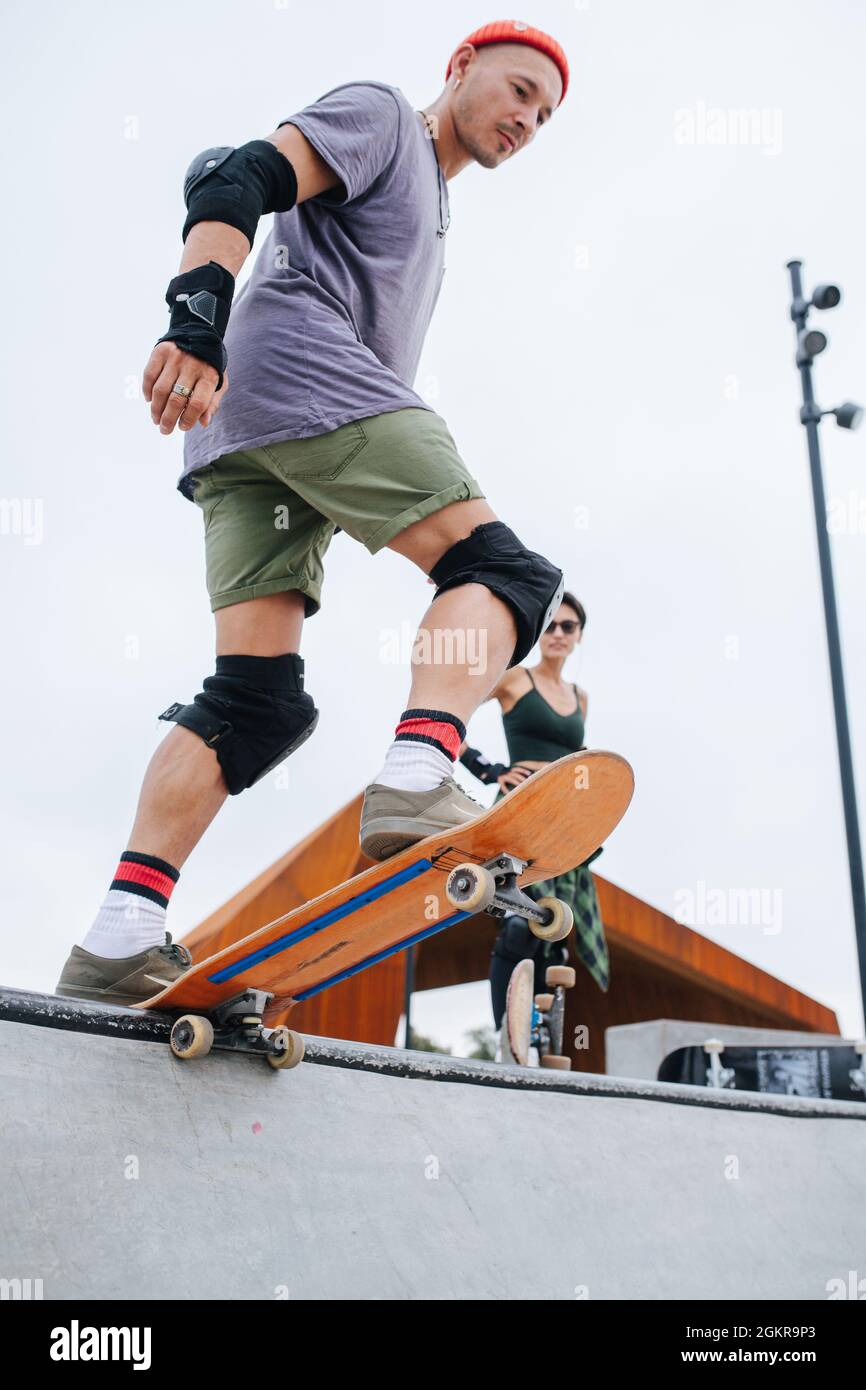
182, 140, 298, 245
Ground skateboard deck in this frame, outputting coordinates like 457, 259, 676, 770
502, 959, 536, 1066
502, 959, 575, 1070
658, 1040, 866, 1101
140, 749, 633, 1064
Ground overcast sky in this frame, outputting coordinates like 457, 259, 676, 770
2, 0, 865, 1048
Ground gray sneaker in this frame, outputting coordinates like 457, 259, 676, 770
54, 932, 193, 1007
360, 775, 486, 861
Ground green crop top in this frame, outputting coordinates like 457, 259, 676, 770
502, 670, 585, 765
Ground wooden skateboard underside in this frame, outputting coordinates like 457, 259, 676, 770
139, 750, 633, 1018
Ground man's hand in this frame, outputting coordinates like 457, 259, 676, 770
143, 342, 227, 435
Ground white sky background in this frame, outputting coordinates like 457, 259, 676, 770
2, 0, 866, 1048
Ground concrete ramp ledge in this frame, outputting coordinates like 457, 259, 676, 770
2, 986, 866, 1299
1, 986, 863, 1117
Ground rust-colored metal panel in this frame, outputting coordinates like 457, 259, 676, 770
594, 877, 839, 1034
277, 951, 405, 1047
179, 792, 373, 963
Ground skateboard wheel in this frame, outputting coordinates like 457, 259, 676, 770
530, 897, 574, 942
534, 993, 555, 1012
266, 1026, 305, 1070
540, 1055, 572, 1071
445, 862, 496, 912
545, 964, 576, 988
504, 958, 535, 1067
170, 1014, 214, 1059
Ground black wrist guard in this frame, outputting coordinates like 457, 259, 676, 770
155, 260, 235, 391
459, 744, 508, 785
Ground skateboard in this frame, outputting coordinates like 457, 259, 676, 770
658, 1038, 866, 1101
139, 749, 634, 1068
500, 959, 576, 1069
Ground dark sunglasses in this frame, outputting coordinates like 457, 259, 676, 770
545, 619, 580, 635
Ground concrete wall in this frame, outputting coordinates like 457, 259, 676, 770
2, 994, 865, 1300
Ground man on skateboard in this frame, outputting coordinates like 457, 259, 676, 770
56, 20, 569, 1007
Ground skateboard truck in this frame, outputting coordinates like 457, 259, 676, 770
532, 964, 576, 1070
444, 854, 574, 941
703, 1038, 737, 1089
168, 989, 305, 1070
500, 960, 576, 1068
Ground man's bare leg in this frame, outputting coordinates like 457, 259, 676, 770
359, 500, 520, 853
125, 590, 306, 868
387, 499, 518, 721
57, 590, 307, 987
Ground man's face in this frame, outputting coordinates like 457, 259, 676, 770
452, 43, 563, 169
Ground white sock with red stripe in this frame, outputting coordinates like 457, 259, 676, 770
80, 851, 181, 959
372, 708, 467, 792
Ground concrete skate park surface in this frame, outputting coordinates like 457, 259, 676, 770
1, 988, 864, 1301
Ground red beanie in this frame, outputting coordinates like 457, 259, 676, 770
445, 19, 569, 106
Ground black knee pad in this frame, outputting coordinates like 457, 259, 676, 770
428, 522, 564, 667
159, 653, 318, 795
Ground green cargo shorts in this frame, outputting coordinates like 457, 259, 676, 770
189, 407, 486, 616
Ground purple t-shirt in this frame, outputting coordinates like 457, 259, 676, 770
178, 81, 449, 500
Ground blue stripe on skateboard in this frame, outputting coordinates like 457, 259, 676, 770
293, 910, 471, 1001
207, 857, 435, 983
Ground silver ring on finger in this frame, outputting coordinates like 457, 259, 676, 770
171, 382, 194, 399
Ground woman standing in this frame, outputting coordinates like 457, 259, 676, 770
458, 592, 608, 1033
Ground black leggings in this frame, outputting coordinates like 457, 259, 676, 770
489, 914, 567, 1030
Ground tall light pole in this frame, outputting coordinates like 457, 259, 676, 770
787, 260, 866, 1026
